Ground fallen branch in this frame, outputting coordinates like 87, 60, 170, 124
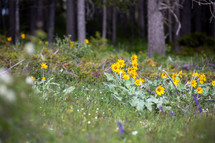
0, 59, 25, 74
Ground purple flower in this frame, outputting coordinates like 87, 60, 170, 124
117, 121, 124, 135
170, 111, 174, 116
199, 107, 202, 113
193, 96, 198, 104
159, 106, 163, 112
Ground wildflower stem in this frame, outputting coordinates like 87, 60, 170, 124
162, 70, 178, 91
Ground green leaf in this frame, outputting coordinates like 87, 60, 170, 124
63, 86, 75, 95
104, 72, 115, 81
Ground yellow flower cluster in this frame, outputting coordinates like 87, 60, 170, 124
111, 55, 145, 86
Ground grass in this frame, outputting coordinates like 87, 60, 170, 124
0, 36, 215, 143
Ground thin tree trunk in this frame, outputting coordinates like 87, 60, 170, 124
112, 2, 116, 46
48, 0, 55, 43
168, 9, 172, 42
77, 0, 86, 42
129, 0, 135, 38
15, 0, 20, 43
66, 0, 76, 41
0, 1, 3, 30
181, 0, 191, 36
30, 0, 36, 35
138, 0, 145, 40
102, 0, 107, 39
147, 0, 165, 57
174, 5, 181, 52
194, 4, 202, 32
9, 0, 16, 43
37, 0, 43, 29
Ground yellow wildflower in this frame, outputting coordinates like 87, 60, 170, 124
127, 67, 133, 74
31, 76, 36, 81
161, 72, 167, 79
212, 81, 215, 86
188, 81, 190, 85
196, 87, 203, 94
117, 69, 125, 76
123, 74, 130, 80
156, 86, 165, 96
132, 61, 138, 70
174, 78, 180, 86
42, 77, 46, 81
7, 37, 12, 42
179, 70, 182, 78
117, 59, 125, 68
199, 74, 206, 82
45, 41, 48, 45
70, 41, 74, 47
85, 39, 89, 44
111, 63, 119, 73
132, 55, 138, 61
21, 33, 25, 39
191, 80, 197, 88
172, 73, 177, 80
135, 78, 144, 86
193, 72, 199, 77
130, 70, 138, 79
41, 63, 48, 69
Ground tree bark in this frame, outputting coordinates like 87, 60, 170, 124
194, 4, 202, 32
102, 0, 107, 39
77, 0, 86, 42
0, 1, 3, 30
15, 0, 20, 43
66, 0, 76, 41
138, 0, 145, 40
129, 0, 135, 38
9, 0, 16, 43
181, 0, 191, 36
37, 0, 43, 29
30, 0, 36, 35
112, 2, 116, 46
168, 9, 172, 42
147, 0, 165, 57
174, 5, 181, 52
48, 0, 55, 43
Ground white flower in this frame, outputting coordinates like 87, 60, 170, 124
0, 69, 12, 84
96, 108, 99, 110
95, 117, 98, 119
83, 112, 86, 115
132, 131, 138, 135
81, 108, 84, 111
77, 109, 80, 112
88, 113, 91, 116
25, 76, 33, 84
87, 121, 91, 124
24, 43, 35, 55
96, 111, 98, 113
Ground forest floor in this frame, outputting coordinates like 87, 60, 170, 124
0, 36, 215, 143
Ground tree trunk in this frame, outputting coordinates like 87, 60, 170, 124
138, 0, 145, 40
147, 0, 165, 57
15, 0, 20, 43
66, 0, 76, 41
0, 1, 3, 30
102, 0, 107, 39
77, 0, 86, 42
9, 0, 16, 43
194, 4, 202, 32
48, 0, 55, 43
129, 0, 135, 38
173, 5, 181, 52
181, 0, 191, 36
37, 0, 43, 29
112, 2, 116, 46
30, 0, 36, 35
168, 9, 172, 42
